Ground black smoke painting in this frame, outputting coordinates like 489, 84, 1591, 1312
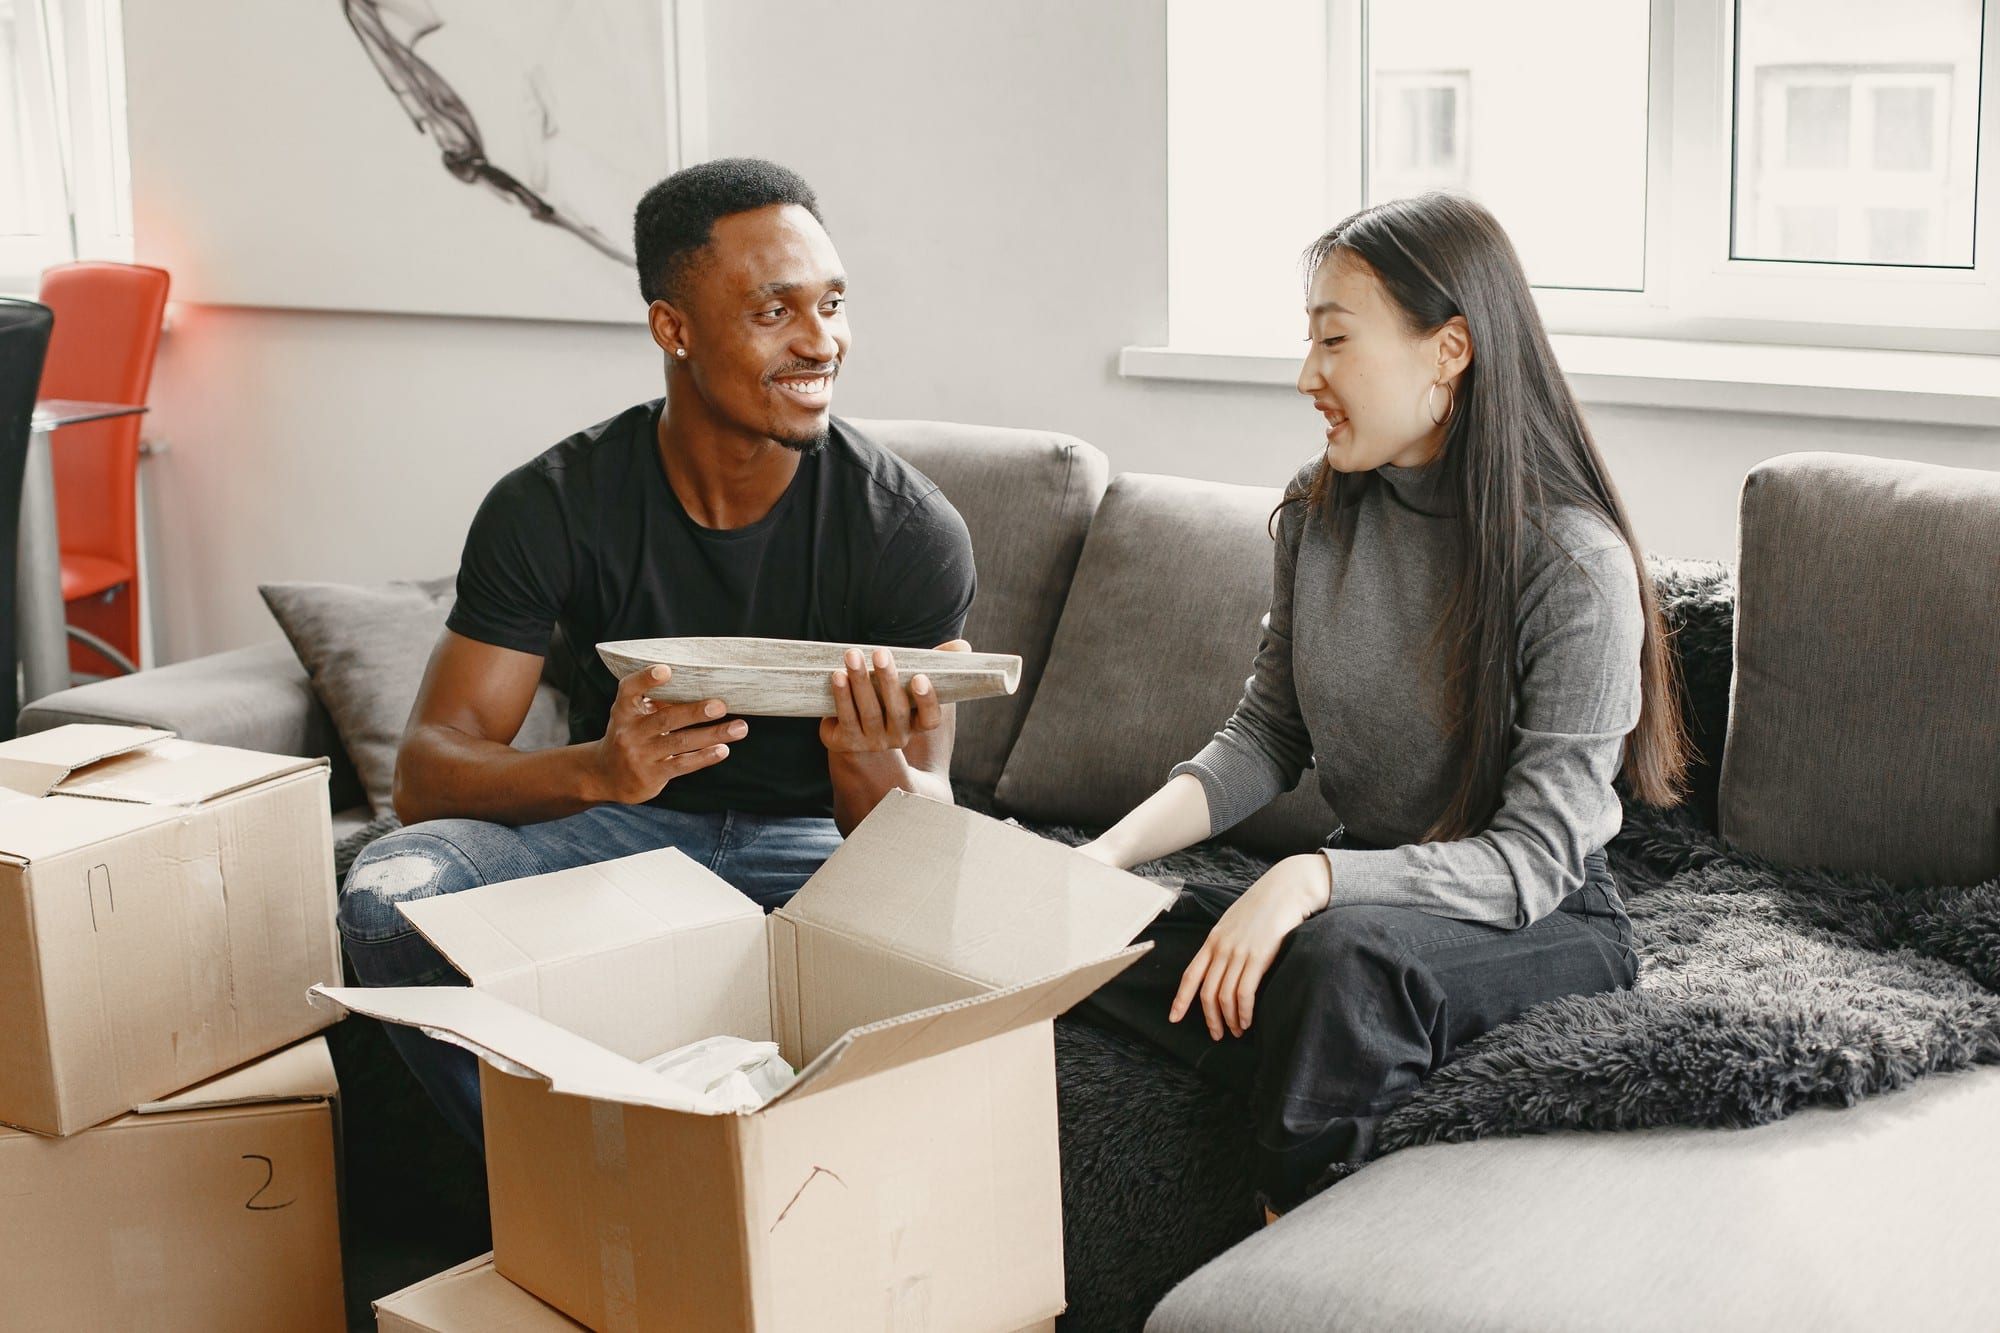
123, 0, 684, 321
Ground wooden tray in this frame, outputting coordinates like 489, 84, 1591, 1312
597, 636, 1023, 718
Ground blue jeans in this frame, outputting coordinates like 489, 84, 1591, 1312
337, 803, 842, 1149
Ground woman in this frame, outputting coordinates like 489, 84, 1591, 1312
1074, 193, 1686, 1215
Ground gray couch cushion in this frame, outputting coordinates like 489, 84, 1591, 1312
858, 418, 1109, 791
1720, 452, 2000, 886
996, 472, 1340, 856
1148, 1064, 2000, 1332
15, 639, 368, 811
261, 577, 568, 815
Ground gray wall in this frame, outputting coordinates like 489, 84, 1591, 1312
133, 0, 1997, 661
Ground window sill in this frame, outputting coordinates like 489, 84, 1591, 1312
1119, 336, 2000, 431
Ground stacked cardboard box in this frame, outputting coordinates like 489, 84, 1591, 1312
0, 724, 345, 1331
326, 790, 1171, 1332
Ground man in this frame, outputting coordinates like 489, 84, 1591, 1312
338, 159, 976, 1145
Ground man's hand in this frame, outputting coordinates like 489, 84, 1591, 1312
590, 666, 745, 804
1169, 854, 1333, 1040
820, 640, 968, 754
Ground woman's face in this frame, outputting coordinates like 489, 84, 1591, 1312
1296, 252, 1468, 473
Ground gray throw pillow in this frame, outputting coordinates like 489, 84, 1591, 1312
995, 471, 1342, 857
859, 418, 1111, 792
1719, 452, 2000, 886
259, 577, 569, 815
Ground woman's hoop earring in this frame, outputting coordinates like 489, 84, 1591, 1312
1427, 378, 1454, 426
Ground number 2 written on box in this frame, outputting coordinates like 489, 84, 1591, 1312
241, 1154, 296, 1211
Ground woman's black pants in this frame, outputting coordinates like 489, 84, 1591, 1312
1070, 847, 1638, 1211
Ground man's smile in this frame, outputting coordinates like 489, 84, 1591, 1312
773, 369, 836, 407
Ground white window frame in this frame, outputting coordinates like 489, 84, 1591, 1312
1137, 0, 2000, 422
1483, 0, 1998, 350
0, 0, 70, 281
0, 0, 131, 291
1635, 0, 1999, 347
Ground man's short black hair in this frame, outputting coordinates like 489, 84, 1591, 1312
633, 158, 824, 305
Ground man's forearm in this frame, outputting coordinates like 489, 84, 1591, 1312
393, 726, 609, 827
827, 748, 951, 837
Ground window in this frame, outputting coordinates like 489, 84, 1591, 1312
1164, 0, 1998, 355
0, 0, 131, 288
1366, 2, 1652, 293
1371, 71, 1470, 199
1737, 66, 1967, 265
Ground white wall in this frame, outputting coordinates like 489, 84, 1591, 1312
131, 0, 1997, 662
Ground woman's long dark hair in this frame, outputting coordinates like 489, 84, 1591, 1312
1285, 193, 1687, 837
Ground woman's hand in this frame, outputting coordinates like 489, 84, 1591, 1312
1170, 854, 1333, 1040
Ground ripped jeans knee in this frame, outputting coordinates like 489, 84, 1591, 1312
337, 823, 489, 947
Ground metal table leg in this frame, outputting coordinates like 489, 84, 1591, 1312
15, 425, 71, 704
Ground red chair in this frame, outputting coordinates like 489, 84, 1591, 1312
35, 261, 170, 676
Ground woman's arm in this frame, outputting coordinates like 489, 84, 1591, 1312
1077, 771, 1212, 869
1327, 540, 1647, 928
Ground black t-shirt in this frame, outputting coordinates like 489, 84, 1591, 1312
446, 403, 976, 817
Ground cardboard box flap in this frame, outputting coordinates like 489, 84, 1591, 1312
0, 787, 172, 863
398, 846, 772, 1059
51, 736, 323, 806
777, 791, 1174, 988
374, 1253, 585, 1331
137, 1036, 339, 1113
310, 985, 715, 1112
400, 846, 759, 990
0, 723, 172, 797
765, 943, 1150, 1109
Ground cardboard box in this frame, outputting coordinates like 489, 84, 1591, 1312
376, 1253, 588, 1332
374, 1253, 1056, 1333
0, 1036, 345, 1332
319, 790, 1172, 1333
0, 724, 339, 1136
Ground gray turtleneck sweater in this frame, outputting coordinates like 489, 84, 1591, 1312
1173, 458, 1645, 929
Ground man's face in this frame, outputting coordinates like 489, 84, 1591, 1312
671, 203, 849, 450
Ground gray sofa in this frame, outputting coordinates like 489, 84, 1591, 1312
22, 423, 1999, 1331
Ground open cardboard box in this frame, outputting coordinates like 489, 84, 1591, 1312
317, 790, 1173, 1332
376, 1253, 1060, 1333
0, 1036, 345, 1331
0, 724, 339, 1135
